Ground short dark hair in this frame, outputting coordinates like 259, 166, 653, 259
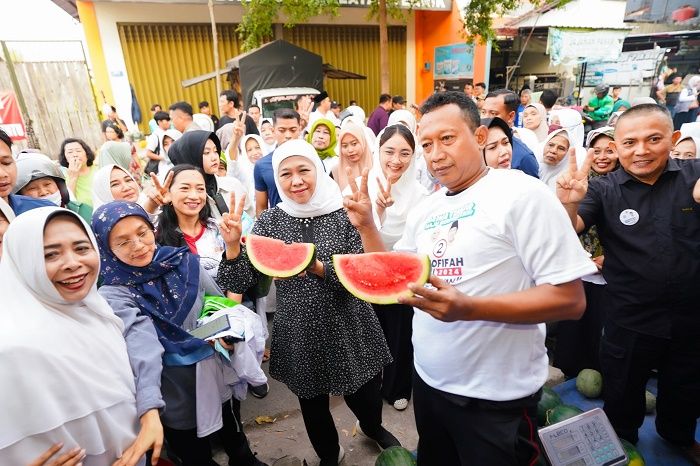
104, 122, 124, 139
419, 91, 480, 131
379, 94, 392, 104
150, 103, 161, 111
0, 128, 12, 149
475, 82, 486, 89
392, 95, 405, 105
539, 89, 558, 109
154, 111, 170, 122
220, 90, 240, 108
248, 104, 260, 111
58, 138, 96, 168
379, 124, 415, 152
110, 105, 117, 113
272, 108, 300, 124
614, 104, 672, 136
168, 101, 194, 117
612, 86, 622, 91
485, 89, 519, 114
198, 101, 210, 109
349, 100, 357, 106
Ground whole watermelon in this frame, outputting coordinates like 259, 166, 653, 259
375, 446, 417, 466
576, 369, 603, 398
545, 404, 584, 426
619, 438, 645, 466
537, 387, 562, 426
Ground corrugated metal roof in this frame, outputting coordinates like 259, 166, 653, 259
508, 0, 632, 30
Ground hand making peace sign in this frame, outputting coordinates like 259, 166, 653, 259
219, 191, 247, 259
144, 170, 174, 207
374, 176, 394, 224
343, 167, 376, 230
556, 148, 595, 205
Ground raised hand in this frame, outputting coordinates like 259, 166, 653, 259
556, 148, 594, 205
219, 192, 247, 258
232, 111, 247, 143
66, 156, 82, 180
144, 170, 173, 206
343, 167, 375, 230
374, 176, 393, 223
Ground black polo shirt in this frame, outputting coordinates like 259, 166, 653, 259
578, 158, 700, 338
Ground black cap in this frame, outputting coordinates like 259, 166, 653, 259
330, 100, 340, 109
313, 91, 329, 104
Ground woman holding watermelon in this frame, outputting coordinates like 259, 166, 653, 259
217, 139, 400, 466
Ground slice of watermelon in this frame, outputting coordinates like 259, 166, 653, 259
333, 252, 431, 304
246, 234, 316, 278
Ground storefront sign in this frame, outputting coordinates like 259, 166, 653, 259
434, 43, 474, 80
584, 48, 665, 86
215, 0, 451, 10
0, 91, 27, 142
547, 28, 628, 66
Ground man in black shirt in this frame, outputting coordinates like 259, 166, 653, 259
557, 104, 700, 463
217, 89, 259, 136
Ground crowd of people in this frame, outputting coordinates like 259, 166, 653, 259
0, 78, 699, 466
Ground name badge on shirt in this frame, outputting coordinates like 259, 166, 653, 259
619, 209, 639, 226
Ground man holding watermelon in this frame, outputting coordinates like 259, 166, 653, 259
556, 104, 700, 464
345, 91, 598, 465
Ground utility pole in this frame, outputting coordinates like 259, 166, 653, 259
208, 0, 223, 100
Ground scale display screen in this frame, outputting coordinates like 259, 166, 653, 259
538, 408, 627, 466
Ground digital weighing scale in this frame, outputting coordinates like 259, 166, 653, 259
538, 408, 627, 466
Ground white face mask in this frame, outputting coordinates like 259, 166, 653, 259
42, 191, 63, 207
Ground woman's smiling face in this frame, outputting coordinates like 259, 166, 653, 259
277, 155, 316, 204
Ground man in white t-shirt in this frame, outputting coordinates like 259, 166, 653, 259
344, 91, 597, 465
145, 111, 172, 175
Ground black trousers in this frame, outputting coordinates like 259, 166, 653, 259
373, 303, 414, 403
298, 373, 383, 464
413, 373, 541, 466
163, 399, 257, 466
600, 320, 700, 446
554, 281, 606, 378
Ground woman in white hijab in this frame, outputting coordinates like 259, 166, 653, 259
0, 207, 161, 466
216, 139, 398, 465
522, 103, 549, 142
92, 164, 168, 218
552, 108, 585, 148
537, 128, 585, 191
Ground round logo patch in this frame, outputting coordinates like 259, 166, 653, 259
619, 209, 639, 226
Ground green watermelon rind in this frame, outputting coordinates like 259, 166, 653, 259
375, 446, 417, 466
246, 234, 316, 278
333, 252, 431, 305
537, 387, 562, 426
545, 404, 584, 426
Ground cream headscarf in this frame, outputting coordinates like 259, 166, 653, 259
91, 164, 139, 209
333, 121, 374, 192
524, 103, 549, 142
537, 128, 585, 191
553, 108, 585, 148
0, 207, 137, 463
99, 141, 133, 171
272, 139, 343, 218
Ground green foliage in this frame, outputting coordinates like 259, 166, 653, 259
461, 0, 571, 45
237, 0, 341, 50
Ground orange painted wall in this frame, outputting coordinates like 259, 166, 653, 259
414, 2, 489, 104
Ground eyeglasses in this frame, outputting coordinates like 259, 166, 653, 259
112, 229, 155, 252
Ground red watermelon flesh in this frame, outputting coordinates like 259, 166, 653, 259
246, 234, 316, 277
333, 252, 431, 304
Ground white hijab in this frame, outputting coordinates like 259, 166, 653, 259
538, 128, 585, 191
388, 110, 417, 134
553, 108, 585, 148
524, 103, 549, 142
231, 134, 265, 203
675, 136, 700, 159
0, 207, 136, 461
367, 128, 428, 249
272, 139, 344, 218
92, 164, 138, 210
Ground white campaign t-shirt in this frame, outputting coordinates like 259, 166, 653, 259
395, 169, 596, 401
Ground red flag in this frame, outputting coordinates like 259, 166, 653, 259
0, 91, 27, 142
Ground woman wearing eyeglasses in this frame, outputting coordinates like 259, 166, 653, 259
92, 201, 265, 466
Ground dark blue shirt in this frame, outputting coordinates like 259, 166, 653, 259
511, 137, 539, 179
8, 194, 53, 216
253, 152, 281, 208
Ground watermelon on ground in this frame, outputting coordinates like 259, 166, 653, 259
576, 368, 603, 398
333, 252, 431, 305
246, 234, 316, 278
375, 446, 417, 466
545, 404, 584, 426
537, 387, 562, 426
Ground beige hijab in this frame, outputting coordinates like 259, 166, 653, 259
332, 121, 373, 191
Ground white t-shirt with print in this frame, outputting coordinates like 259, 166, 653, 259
394, 169, 596, 401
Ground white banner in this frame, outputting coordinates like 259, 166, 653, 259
547, 28, 628, 66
